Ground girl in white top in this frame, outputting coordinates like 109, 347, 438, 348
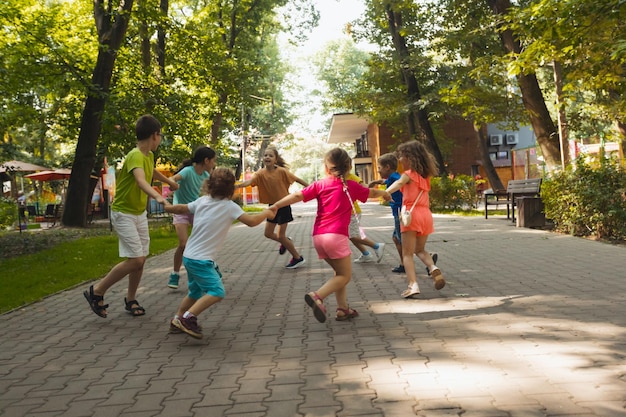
165, 167, 274, 339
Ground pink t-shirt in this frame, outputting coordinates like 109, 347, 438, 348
301, 176, 370, 236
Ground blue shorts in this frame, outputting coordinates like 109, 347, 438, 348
182, 257, 225, 299
392, 214, 402, 243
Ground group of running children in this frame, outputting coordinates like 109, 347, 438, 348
83, 114, 446, 339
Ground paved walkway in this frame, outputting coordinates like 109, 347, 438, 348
1, 201, 625, 417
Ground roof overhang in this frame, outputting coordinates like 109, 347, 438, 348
327, 113, 369, 144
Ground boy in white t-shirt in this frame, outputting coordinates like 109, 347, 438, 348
164, 167, 274, 338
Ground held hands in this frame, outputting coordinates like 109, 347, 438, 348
168, 181, 179, 191
265, 206, 277, 220
155, 195, 171, 206
381, 191, 392, 202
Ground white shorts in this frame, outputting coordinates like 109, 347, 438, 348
348, 213, 366, 239
111, 211, 150, 258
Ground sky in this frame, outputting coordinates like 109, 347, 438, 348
281, 0, 367, 137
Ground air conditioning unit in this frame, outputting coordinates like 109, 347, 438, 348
489, 134, 503, 146
505, 134, 519, 145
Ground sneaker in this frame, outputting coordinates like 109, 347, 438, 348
169, 319, 182, 334
373, 243, 386, 263
401, 283, 420, 298
431, 268, 446, 290
354, 253, 375, 263
426, 252, 438, 276
392, 265, 405, 273
169, 318, 202, 334
167, 272, 180, 289
172, 316, 203, 339
286, 256, 306, 269
279, 237, 292, 255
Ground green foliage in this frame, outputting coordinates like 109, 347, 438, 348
541, 156, 626, 240
429, 174, 478, 210
0, 198, 18, 229
0, 223, 178, 313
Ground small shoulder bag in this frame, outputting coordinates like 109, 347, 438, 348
400, 190, 423, 227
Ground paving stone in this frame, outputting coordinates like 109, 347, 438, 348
1, 203, 625, 416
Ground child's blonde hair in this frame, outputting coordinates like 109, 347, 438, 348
201, 167, 235, 199
396, 141, 439, 178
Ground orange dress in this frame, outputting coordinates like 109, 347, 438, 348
400, 170, 434, 236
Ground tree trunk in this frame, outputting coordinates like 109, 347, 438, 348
210, 93, 228, 145
475, 124, 505, 191
487, 0, 562, 172
63, 0, 134, 227
383, 3, 447, 175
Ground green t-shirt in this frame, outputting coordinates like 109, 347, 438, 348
111, 148, 155, 215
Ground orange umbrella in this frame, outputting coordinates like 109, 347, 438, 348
25, 168, 71, 181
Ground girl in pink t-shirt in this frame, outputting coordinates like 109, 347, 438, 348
385, 141, 445, 298
270, 148, 390, 323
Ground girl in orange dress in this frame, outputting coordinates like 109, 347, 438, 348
385, 141, 445, 298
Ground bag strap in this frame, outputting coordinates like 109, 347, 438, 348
405, 190, 424, 213
343, 181, 362, 226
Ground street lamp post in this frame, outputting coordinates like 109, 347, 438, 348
240, 95, 273, 205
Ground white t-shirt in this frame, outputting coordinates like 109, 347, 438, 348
183, 196, 244, 261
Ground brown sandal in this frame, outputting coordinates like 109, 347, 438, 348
335, 307, 359, 321
304, 292, 327, 323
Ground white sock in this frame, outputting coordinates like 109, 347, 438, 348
172, 271, 180, 276
182, 311, 194, 319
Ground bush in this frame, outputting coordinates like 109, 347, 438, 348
0, 197, 18, 230
541, 156, 626, 240
430, 174, 478, 210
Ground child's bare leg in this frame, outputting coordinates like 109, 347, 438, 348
315, 257, 352, 304
414, 235, 434, 269
415, 235, 445, 290
278, 223, 301, 258
187, 294, 222, 317
401, 231, 420, 297
176, 296, 196, 317
393, 235, 403, 265
264, 221, 279, 242
350, 238, 367, 254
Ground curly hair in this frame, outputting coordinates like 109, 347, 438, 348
201, 167, 235, 199
396, 141, 439, 178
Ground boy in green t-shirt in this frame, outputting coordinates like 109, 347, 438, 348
84, 114, 179, 318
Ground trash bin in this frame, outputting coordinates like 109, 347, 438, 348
516, 197, 545, 228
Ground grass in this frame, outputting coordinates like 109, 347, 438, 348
0, 224, 178, 314
0, 205, 265, 314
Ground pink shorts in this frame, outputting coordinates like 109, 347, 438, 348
312, 233, 351, 260
172, 213, 194, 225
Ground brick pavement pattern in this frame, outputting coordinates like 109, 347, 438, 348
1, 201, 625, 417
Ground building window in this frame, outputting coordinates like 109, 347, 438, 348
355, 133, 369, 158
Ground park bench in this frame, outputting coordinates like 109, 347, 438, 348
484, 178, 542, 221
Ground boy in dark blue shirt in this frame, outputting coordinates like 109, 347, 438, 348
369, 153, 404, 272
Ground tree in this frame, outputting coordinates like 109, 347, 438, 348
486, 0, 562, 171
63, 0, 136, 227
